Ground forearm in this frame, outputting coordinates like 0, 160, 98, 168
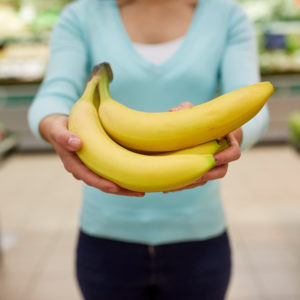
28, 4, 89, 141
240, 104, 269, 151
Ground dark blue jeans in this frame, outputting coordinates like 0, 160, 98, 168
76, 230, 231, 300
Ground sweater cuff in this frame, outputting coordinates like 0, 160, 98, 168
240, 105, 270, 151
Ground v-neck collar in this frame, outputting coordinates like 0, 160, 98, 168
111, 0, 205, 74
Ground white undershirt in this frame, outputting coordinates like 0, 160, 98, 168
133, 37, 184, 65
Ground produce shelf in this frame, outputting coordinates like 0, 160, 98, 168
0, 131, 19, 157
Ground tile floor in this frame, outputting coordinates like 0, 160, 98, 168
0, 145, 300, 300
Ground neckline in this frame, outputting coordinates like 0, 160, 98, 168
112, 0, 204, 73
133, 36, 184, 48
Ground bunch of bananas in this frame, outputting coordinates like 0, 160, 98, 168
68, 63, 274, 192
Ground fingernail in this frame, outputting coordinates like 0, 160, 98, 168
68, 135, 80, 147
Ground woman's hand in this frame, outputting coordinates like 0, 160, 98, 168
39, 114, 145, 197
165, 102, 242, 193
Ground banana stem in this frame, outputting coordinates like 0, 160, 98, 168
82, 63, 113, 103
99, 74, 110, 100
97, 63, 113, 101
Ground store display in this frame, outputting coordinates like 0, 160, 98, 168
0, 0, 299, 82
239, 0, 300, 75
0, 0, 299, 150
0, 119, 19, 157
0, 0, 72, 82
0, 42, 48, 82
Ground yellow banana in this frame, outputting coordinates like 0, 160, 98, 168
98, 63, 274, 152
171, 137, 228, 155
68, 65, 217, 193
142, 138, 228, 156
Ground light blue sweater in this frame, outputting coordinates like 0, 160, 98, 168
28, 0, 269, 245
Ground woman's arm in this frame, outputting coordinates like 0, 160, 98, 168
28, 4, 89, 140
220, 3, 269, 151
166, 5, 268, 192
28, 4, 145, 197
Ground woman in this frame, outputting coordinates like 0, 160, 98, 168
28, 0, 269, 299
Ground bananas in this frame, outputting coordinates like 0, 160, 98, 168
68, 65, 219, 192
69, 62, 273, 192
98, 63, 274, 152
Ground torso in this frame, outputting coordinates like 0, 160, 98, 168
118, 0, 199, 44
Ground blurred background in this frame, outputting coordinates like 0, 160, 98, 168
0, 0, 300, 299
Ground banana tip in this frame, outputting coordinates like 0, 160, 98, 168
262, 81, 275, 92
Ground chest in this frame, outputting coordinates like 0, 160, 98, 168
119, 1, 198, 44
85, 0, 229, 108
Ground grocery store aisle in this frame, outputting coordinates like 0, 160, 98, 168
0, 145, 300, 300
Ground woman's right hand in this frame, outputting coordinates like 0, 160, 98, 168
39, 114, 145, 197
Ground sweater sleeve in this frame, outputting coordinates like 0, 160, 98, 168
28, 4, 89, 140
220, 4, 269, 151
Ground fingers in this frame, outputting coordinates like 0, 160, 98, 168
62, 152, 145, 197
163, 129, 242, 194
50, 116, 82, 152
169, 102, 194, 112
81, 170, 145, 197
164, 164, 229, 193
55, 131, 82, 152
214, 134, 241, 166
200, 164, 228, 182
42, 114, 144, 197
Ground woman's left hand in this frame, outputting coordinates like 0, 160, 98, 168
165, 102, 242, 193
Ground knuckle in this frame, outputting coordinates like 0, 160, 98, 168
54, 131, 66, 145
63, 161, 72, 173
215, 165, 228, 179
234, 148, 242, 160
105, 185, 119, 194
221, 166, 228, 177
72, 173, 80, 180
215, 156, 223, 165
48, 127, 58, 142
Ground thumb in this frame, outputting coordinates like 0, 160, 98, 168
52, 122, 82, 152
66, 134, 82, 151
